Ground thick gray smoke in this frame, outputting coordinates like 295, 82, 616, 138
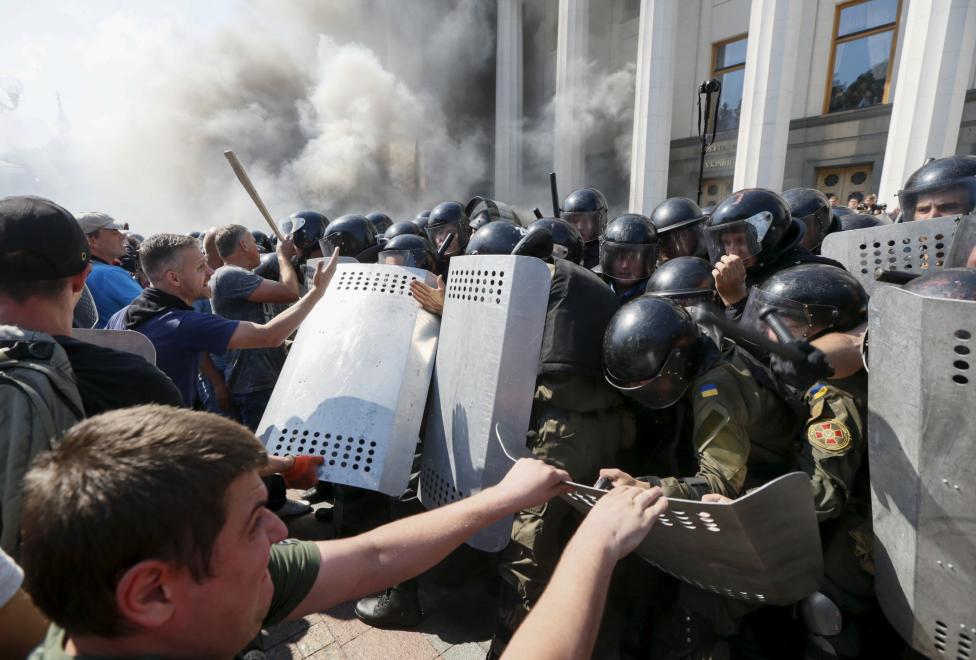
0, 0, 495, 233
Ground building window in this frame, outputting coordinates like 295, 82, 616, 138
711, 35, 747, 132
825, 0, 900, 114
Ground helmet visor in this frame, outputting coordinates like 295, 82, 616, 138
742, 288, 839, 340
796, 208, 831, 250
551, 243, 570, 260
599, 241, 657, 283
379, 248, 429, 270
703, 212, 772, 263
562, 211, 603, 243
426, 221, 463, 256
605, 346, 691, 410
898, 179, 976, 222
286, 216, 306, 236
659, 225, 704, 262
946, 215, 976, 268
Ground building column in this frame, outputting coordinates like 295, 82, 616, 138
732, 0, 803, 192
553, 0, 588, 191
877, 0, 976, 207
494, 0, 523, 202
629, 0, 678, 215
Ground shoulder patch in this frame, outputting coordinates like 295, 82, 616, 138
807, 419, 851, 453
807, 382, 829, 401
699, 383, 719, 398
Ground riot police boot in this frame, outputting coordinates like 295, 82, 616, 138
354, 580, 422, 629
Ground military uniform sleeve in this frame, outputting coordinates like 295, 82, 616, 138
263, 540, 322, 628
797, 386, 865, 522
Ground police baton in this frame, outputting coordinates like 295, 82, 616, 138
688, 306, 809, 364
436, 232, 455, 261
873, 268, 920, 285
549, 172, 561, 218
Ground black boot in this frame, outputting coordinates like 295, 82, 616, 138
354, 581, 422, 629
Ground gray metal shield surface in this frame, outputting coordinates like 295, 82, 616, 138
419, 255, 552, 551
946, 214, 976, 268
820, 215, 961, 296
561, 472, 823, 606
257, 263, 439, 496
71, 329, 156, 364
867, 285, 976, 657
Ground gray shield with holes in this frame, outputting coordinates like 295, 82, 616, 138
256, 263, 440, 496
820, 215, 961, 296
866, 285, 976, 657
561, 472, 822, 606
71, 329, 156, 364
419, 255, 552, 551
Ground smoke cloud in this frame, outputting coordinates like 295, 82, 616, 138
0, 0, 495, 234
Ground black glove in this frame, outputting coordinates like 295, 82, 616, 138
770, 341, 835, 391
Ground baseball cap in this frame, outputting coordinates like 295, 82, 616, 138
76, 211, 124, 235
0, 195, 91, 282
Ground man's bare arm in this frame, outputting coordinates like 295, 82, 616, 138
0, 588, 48, 659
810, 322, 867, 379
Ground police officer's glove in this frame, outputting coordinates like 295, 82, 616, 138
770, 341, 835, 391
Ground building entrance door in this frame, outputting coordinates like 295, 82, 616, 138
816, 164, 873, 206
701, 177, 734, 209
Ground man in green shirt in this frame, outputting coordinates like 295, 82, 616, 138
19, 404, 571, 659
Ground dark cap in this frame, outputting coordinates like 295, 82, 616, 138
0, 195, 90, 282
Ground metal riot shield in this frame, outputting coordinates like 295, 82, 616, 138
945, 214, 976, 268
867, 285, 976, 657
257, 263, 439, 496
561, 473, 823, 606
71, 329, 156, 364
419, 255, 552, 551
820, 215, 961, 296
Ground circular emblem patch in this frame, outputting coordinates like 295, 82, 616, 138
807, 419, 851, 453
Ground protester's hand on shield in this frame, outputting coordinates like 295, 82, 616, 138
581, 486, 668, 560
281, 455, 325, 489
701, 493, 734, 504
598, 468, 649, 490
490, 458, 572, 513
276, 235, 296, 260
712, 254, 748, 306
311, 247, 341, 295
410, 275, 445, 316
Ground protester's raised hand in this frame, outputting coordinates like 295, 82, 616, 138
277, 235, 296, 260
712, 254, 748, 306
701, 493, 734, 504
491, 458, 571, 513
582, 485, 668, 560
597, 468, 647, 490
312, 247, 341, 293
410, 275, 446, 316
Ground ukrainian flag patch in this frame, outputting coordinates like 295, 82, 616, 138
808, 382, 829, 400
699, 384, 719, 398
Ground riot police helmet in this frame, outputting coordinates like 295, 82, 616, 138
903, 268, 976, 301
469, 210, 493, 233
527, 217, 584, 264
464, 220, 526, 256
743, 263, 868, 341
603, 297, 701, 409
836, 213, 890, 232
320, 213, 376, 258
385, 221, 424, 241
286, 210, 329, 256
250, 229, 273, 253
703, 188, 796, 272
412, 210, 431, 231
897, 155, 976, 222
426, 201, 470, 257
783, 188, 835, 250
366, 212, 394, 236
645, 256, 718, 307
561, 187, 609, 244
599, 214, 658, 285
650, 197, 708, 262
378, 233, 438, 272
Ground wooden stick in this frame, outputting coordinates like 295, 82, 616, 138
223, 150, 285, 241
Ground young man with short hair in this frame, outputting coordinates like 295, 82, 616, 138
21, 405, 571, 659
76, 212, 143, 328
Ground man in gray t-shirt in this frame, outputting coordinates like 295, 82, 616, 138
211, 224, 302, 430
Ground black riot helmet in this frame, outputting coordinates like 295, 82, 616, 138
743, 264, 868, 341
836, 212, 891, 232
704, 188, 796, 272
898, 155, 976, 222
527, 218, 584, 264
321, 214, 376, 258
469, 210, 493, 233
465, 196, 520, 233
645, 256, 718, 307
426, 201, 470, 257
378, 234, 438, 273
366, 212, 393, 236
650, 197, 708, 262
464, 220, 526, 256
285, 211, 329, 257
903, 268, 976, 301
783, 188, 835, 251
250, 229, 273, 253
600, 214, 658, 285
413, 209, 431, 230
561, 187, 609, 244
384, 221, 424, 241
603, 297, 701, 409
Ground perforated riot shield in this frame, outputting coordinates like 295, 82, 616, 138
257, 263, 439, 496
820, 215, 961, 295
867, 285, 976, 657
946, 214, 976, 268
71, 329, 156, 364
419, 255, 552, 551
561, 473, 822, 606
